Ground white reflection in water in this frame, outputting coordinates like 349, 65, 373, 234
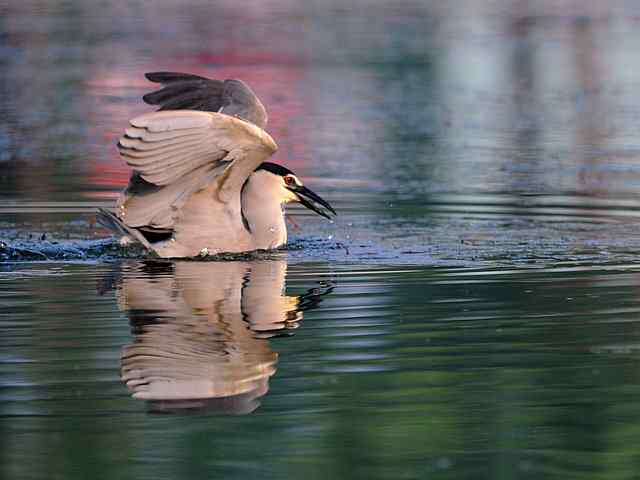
108, 260, 333, 414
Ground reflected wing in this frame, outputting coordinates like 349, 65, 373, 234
118, 110, 277, 195
143, 72, 268, 129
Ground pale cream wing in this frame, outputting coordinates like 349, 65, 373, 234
118, 110, 277, 189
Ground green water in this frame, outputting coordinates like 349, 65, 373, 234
4, 262, 640, 479
4, 1, 640, 479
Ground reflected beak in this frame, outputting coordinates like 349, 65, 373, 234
289, 185, 336, 220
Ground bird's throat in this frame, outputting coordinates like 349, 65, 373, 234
241, 175, 288, 249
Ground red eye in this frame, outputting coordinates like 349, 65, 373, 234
284, 176, 294, 186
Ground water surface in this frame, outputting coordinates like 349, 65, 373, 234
4, 261, 640, 479
4, 1, 640, 479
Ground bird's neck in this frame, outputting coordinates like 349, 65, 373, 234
241, 173, 287, 250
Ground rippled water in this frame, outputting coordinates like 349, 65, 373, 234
5, 191, 640, 266
4, 1, 640, 479
4, 261, 640, 479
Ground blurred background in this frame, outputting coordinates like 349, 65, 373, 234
4, 0, 640, 200
6, 2, 640, 480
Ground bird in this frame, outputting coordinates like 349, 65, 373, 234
98, 72, 335, 258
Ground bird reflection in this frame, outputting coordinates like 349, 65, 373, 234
108, 260, 333, 414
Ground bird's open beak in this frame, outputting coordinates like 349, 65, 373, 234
289, 185, 336, 220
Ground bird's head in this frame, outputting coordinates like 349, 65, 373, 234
254, 162, 336, 220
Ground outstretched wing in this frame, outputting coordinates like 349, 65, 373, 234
118, 110, 276, 189
116, 110, 277, 232
143, 72, 268, 129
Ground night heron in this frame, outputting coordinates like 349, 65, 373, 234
98, 72, 335, 258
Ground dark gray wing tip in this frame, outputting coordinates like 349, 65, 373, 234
145, 72, 209, 84
142, 71, 268, 128
142, 71, 223, 110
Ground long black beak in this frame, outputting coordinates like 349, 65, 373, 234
289, 185, 336, 220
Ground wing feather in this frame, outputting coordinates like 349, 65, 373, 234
117, 110, 277, 191
120, 131, 203, 149
124, 126, 204, 141
119, 166, 224, 230
143, 72, 268, 129
130, 112, 211, 131
119, 140, 209, 162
